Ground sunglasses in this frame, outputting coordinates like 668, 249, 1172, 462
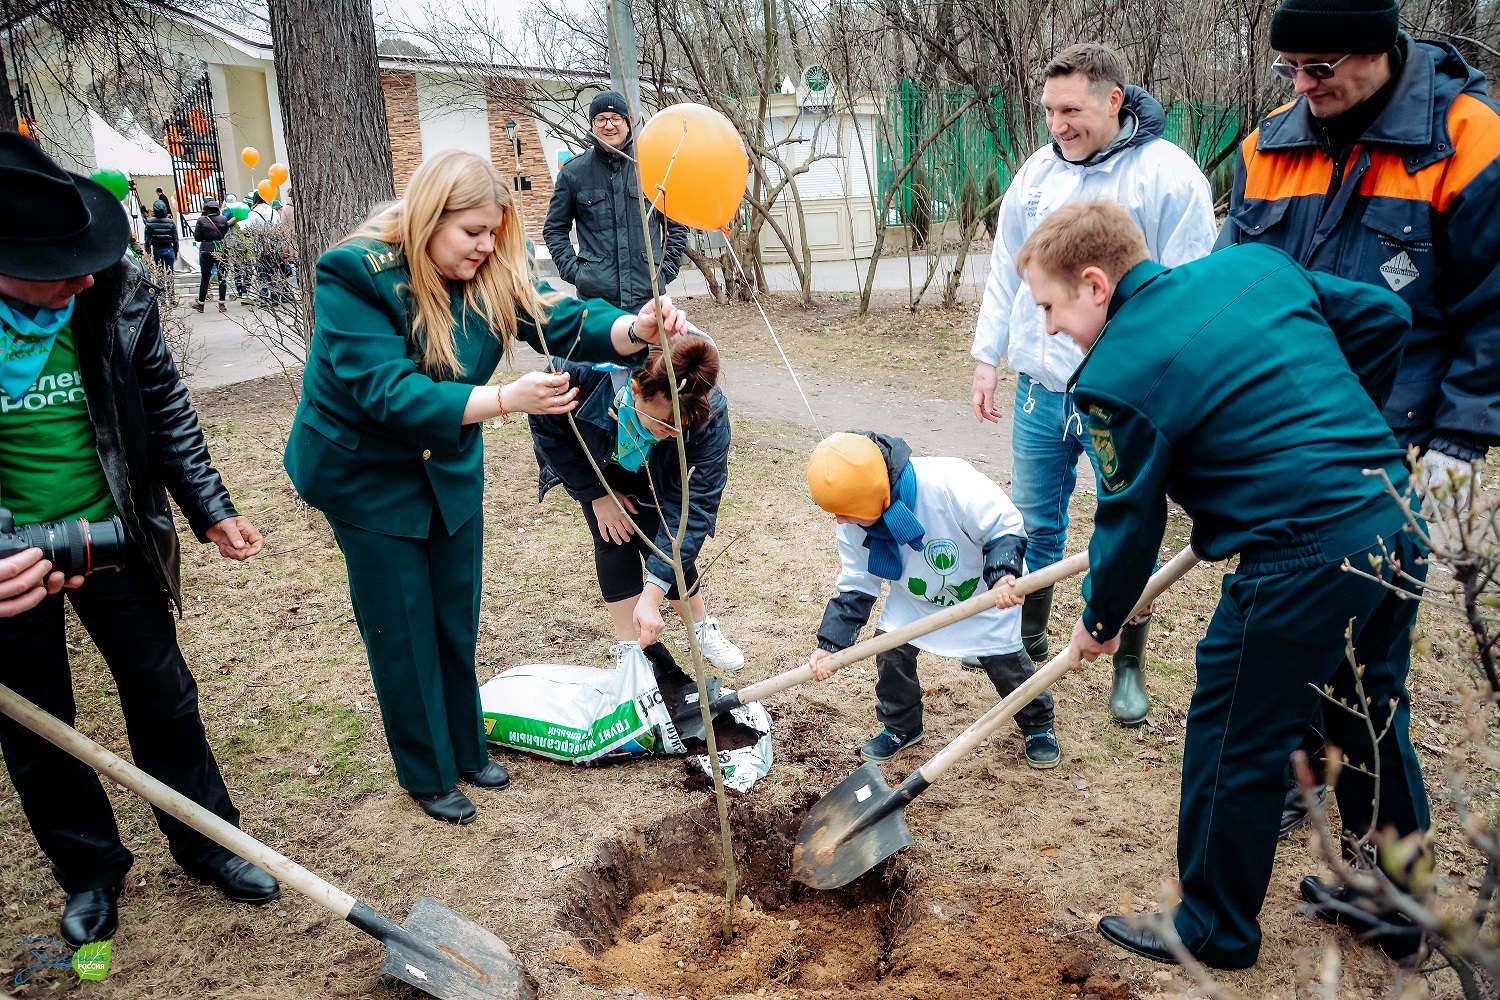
1271, 53, 1352, 81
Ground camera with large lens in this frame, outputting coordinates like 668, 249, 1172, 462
0, 506, 127, 577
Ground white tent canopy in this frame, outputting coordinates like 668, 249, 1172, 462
88, 108, 173, 176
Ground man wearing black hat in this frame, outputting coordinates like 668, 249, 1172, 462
1216, 0, 1500, 961
0, 133, 279, 947
543, 90, 690, 313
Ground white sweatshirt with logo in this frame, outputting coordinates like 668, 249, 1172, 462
832, 457, 1026, 658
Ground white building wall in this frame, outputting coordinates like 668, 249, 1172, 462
416, 75, 491, 161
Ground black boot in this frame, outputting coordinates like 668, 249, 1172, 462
1021, 584, 1054, 662
1109, 615, 1151, 726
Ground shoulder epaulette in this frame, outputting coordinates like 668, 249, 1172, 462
362, 248, 407, 275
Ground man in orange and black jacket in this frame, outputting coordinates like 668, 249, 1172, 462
1216, 0, 1500, 962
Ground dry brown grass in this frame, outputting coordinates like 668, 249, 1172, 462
1, 301, 1491, 999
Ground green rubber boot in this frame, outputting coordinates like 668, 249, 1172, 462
1020, 584, 1054, 662
1109, 615, 1151, 726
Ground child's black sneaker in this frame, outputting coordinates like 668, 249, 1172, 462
1024, 730, 1061, 769
860, 727, 924, 762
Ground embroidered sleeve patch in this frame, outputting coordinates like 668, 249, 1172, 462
1087, 403, 1125, 492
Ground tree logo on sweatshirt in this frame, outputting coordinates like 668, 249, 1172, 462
908, 539, 980, 606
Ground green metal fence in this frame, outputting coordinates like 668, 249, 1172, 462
879, 81, 1250, 230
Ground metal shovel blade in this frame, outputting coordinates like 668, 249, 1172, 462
669, 675, 723, 743
374, 897, 531, 1000
792, 762, 926, 889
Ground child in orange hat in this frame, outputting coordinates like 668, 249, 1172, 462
805, 431, 1060, 768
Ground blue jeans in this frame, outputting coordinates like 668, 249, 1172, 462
1010, 373, 1095, 570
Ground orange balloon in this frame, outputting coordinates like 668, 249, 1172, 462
636, 103, 748, 231
267, 162, 289, 186
256, 178, 277, 202
241, 146, 260, 168
189, 108, 211, 135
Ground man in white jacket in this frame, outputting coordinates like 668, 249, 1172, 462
969, 43, 1215, 725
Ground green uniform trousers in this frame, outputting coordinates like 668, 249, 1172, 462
328, 508, 488, 795
1174, 529, 1430, 968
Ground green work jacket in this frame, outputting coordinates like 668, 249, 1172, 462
285, 238, 638, 537
1068, 244, 1413, 640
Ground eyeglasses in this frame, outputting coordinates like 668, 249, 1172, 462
592, 114, 627, 127
1271, 53, 1352, 81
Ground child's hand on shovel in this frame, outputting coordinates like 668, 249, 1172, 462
990, 574, 1023, 609
1067, 616, 1121, 671
809, 649, 835, 681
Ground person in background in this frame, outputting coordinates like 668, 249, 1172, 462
968, 43, 1216, 726
191, 197, 232, 313
543, 91, 689, 313
285, 149, 689, 826
0, 132, 276, 950
142, 203, 179, 300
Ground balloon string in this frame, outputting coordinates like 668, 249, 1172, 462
720, 238, 825, 437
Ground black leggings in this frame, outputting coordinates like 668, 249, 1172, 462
577, 466, 698, 603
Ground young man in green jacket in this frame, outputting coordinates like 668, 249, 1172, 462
1022, 200, 1429, 969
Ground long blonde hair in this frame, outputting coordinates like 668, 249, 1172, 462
343, 149, 554, 379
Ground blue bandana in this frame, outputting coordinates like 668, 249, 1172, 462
0, 297, 74, 404
612, 382, 661, 472
863, 462, 925, 581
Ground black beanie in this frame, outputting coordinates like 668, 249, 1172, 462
1270, 0, 1400, 54
589, 91, 630, 122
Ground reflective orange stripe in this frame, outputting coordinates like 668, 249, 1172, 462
1242, 142, 1334, 201
1358, 93, 1500, 210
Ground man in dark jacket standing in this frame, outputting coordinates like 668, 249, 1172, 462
1218, 0, 1500, 872
192, 197, 232, 313
0, 133, 278, 948
544, 91, 690, 312
142, 204, 179, 300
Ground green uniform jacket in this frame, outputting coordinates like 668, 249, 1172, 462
1068, 244, 1413, 641
284, 238, 640, 537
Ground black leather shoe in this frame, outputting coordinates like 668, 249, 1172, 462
183, 855, 280, 904
1098, 914, 1256, 969
411, 788, 477, 824
1097, 915, 1179, 965
1300, 876, 1422, 962
60, 882, 122, 947
458, 761, 510, 789
1279, 781, 1327, 838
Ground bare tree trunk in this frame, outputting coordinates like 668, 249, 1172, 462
681, 245, 724, 303
266, 0, 396, 340
0, 42, 18, 133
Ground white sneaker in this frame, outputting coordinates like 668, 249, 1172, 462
693, 618, 744, 672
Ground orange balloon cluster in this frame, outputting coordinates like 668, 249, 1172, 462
636, 103, 748, 231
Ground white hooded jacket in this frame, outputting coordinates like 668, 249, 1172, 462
971, 87, 1217, 392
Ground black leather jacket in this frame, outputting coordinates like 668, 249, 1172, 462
71, 258, 240, 610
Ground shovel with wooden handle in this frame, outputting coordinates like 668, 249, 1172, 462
791, 544, 1203, 890
0, 682, 530, 1000
671, 550, 1092, 741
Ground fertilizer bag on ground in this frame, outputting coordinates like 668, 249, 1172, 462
480, 644, 774, 789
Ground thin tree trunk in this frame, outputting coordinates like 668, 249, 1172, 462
681, 245, 724, 303
266, 0, 396, 341
0, 41, 17, 133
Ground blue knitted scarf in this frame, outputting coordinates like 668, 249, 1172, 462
863, 462, 924, 581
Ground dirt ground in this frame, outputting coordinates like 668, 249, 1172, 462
2, 296, 1495, 1000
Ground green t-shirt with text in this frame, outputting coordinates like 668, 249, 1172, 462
0, 323, 116, 525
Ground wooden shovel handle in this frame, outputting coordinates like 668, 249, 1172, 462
917, 544, 1202, 785
0, 681, 359, 920
735, 550, 1091, 706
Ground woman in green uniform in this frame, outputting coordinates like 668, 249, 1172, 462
285, 149, 686, 824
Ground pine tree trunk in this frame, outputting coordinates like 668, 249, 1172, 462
266, 0, 395, 340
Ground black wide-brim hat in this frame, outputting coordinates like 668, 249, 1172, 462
0, 131, 130, 281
